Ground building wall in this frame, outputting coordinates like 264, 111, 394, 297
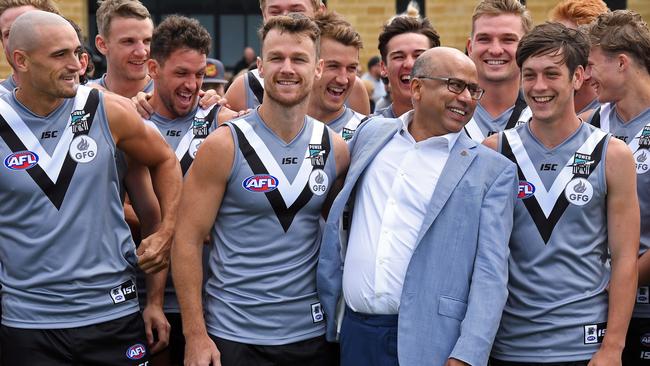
0, 0, 88, 77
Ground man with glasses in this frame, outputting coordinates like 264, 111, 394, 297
317, 46, 517, 366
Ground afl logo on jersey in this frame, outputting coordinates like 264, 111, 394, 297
517, 181, 535, 199
243, 174, 279, 192
125, 343, 146, 360
565, 177, 593, 206
4, 150, 39, 170
641, 333, 650, 347
69, 136, 98, 163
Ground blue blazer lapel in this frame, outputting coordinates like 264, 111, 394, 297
415, 133, 478, 244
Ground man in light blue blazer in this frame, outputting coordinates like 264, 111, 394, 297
317, 47, 518, 366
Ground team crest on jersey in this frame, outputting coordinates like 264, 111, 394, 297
4, 150, 38, 170
635, 149, 650, 175
514, 119, 527, 128
242, 174, 279, 192
638, 286, 650, 304
69, 136, 97, 163
192, 117, 210, 136
309, 169, 329, 196
308, 144, 326, 166
341, 128, 355, 141
189, 138, 204, 158
638, 125, 650, 148
569, 153, 594, 175
125, 343, 146, 360
517, 180, 535, 199
70, 109, 91, 133
564, 177, 593, 206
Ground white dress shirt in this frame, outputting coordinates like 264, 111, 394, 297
342, 111, 460, 314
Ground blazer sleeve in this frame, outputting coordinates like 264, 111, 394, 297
449, 161, 518, 366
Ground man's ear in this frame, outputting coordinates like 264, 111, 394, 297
95, 34, 108, 56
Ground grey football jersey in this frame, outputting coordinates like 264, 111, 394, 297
493, 122, 611, 363
327, 106, 364, 142
464, 93, 531, 143
243, 69, 264, 110
94, 74, 154, 94
144, 104, 219, 313
204, 110, 336, 345
0, 75, 16, 94
0, 86, 139, 329
597, 103, 650, 317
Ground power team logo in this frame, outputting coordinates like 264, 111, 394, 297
192, 117, 210, 136
70, 109, 91, 133
517, 180, 535, 199
341, 128, 355, 142
4, 150, 38, 170
69, 136, 97, 163
638, 286, 650, 304
569, 153, 595, 176
311, 302, 324, 323
308, 144, 326, 166
242, 174, 279, 192
309, 169, 328, 196
109, 279, 137, 304
125, 343, 146, 360
565, 177, 593, 206
638, 125, 650, 148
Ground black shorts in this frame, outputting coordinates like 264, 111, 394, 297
211, 334, 338, 366
490, 359, 589, 366
623, 317, 650, 365
150, 312, 184, 366
1, 312, 150, 366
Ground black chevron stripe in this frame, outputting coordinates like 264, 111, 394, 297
179, 106, 220, 175
501, 132, 608, 243
231, 122, 330, 232
0, 89, 100, 209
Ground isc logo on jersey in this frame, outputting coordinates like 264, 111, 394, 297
517, 181, 535, 199
243, 174, 279, 192
125, 343, 146, 360
4, 150, 38, 170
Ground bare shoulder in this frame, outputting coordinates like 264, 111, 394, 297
482, 133, 499, 151
223, 73, 247, 111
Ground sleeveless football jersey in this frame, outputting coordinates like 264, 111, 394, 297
144, 104, 219, 313
464, 92, 531, 143
0, 75, 16, 95
492, 122, 611, 362
204, 110, 336, 345
326, 106, 364, 142
94, 74, 154, 94
0, 86, 139, 328
243, 69, 264, 109
595, 103, 650, 318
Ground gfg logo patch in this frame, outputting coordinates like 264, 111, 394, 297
126, 343, 146, 360
4, 151, 38, 170
242, 174, 279, 193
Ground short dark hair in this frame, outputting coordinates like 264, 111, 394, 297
378, 15, 440, 62
150, 15, 211, 64
260, 13, 321, 59
587, 10, 650, 75
516, 22, 589, 75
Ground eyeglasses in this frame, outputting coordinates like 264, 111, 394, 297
414, 76, 485, 100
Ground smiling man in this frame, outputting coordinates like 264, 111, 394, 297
308, 11, 364, 141
465, 0, 533, 142
172, 14, 349, 366
484, 22, 639, 366
374, 14, 440, 118
318, 47, 517, 366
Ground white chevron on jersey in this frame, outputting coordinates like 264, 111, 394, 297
251, 69, 263, 88
167, 105, 217, 161
231, 118, 325, 207
598, 102, 648, 153
0, 84, 9, 95
504, 127, 607, 217
0, 86, 92, 181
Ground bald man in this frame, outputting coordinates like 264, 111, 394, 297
317, 47, 517, 366
0, 11, 181, 365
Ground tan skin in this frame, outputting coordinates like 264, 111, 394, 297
484, 53, 639, 366
172, 29, 349, 366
